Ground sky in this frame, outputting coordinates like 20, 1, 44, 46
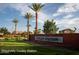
0, 3, 79, 33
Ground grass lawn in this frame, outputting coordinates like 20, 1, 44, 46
0, 41, 79, 55
0, 42, 32, 46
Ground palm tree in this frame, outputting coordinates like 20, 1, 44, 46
12, 18, 18, 34
29, 3, 45, 34
25, 12, 32, 39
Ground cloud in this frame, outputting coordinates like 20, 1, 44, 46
52, 4, 79, 18
57, 3, 79, 13
55, 18, 79, 32
52, 12, 61, 17
56, 18, 79, 25
63, 14, 74, 19
9, 4, 35, 16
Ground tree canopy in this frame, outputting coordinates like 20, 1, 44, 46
43, 19, 59, 34
0, 27, 10, 34
29, 3, 45, 12
12, 18, 18, 24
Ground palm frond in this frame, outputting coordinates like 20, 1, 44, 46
25, 12, 32, 19
28, 3, 45, 12
12, 18, 18, 23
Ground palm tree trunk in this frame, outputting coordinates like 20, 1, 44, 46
35, 12, 38, 34
15, 23, 17, 34
27, 19, 29, 39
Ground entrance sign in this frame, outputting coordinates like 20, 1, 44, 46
35, 36, 63, 43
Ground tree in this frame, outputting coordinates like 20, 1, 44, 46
0, 27, 10, 34
29, 3, 45, 34
43, 19, 59, 34
25, 12, 32, 39
12, 18, 18, 34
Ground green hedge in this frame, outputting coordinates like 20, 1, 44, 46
0, 37, 25, 42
